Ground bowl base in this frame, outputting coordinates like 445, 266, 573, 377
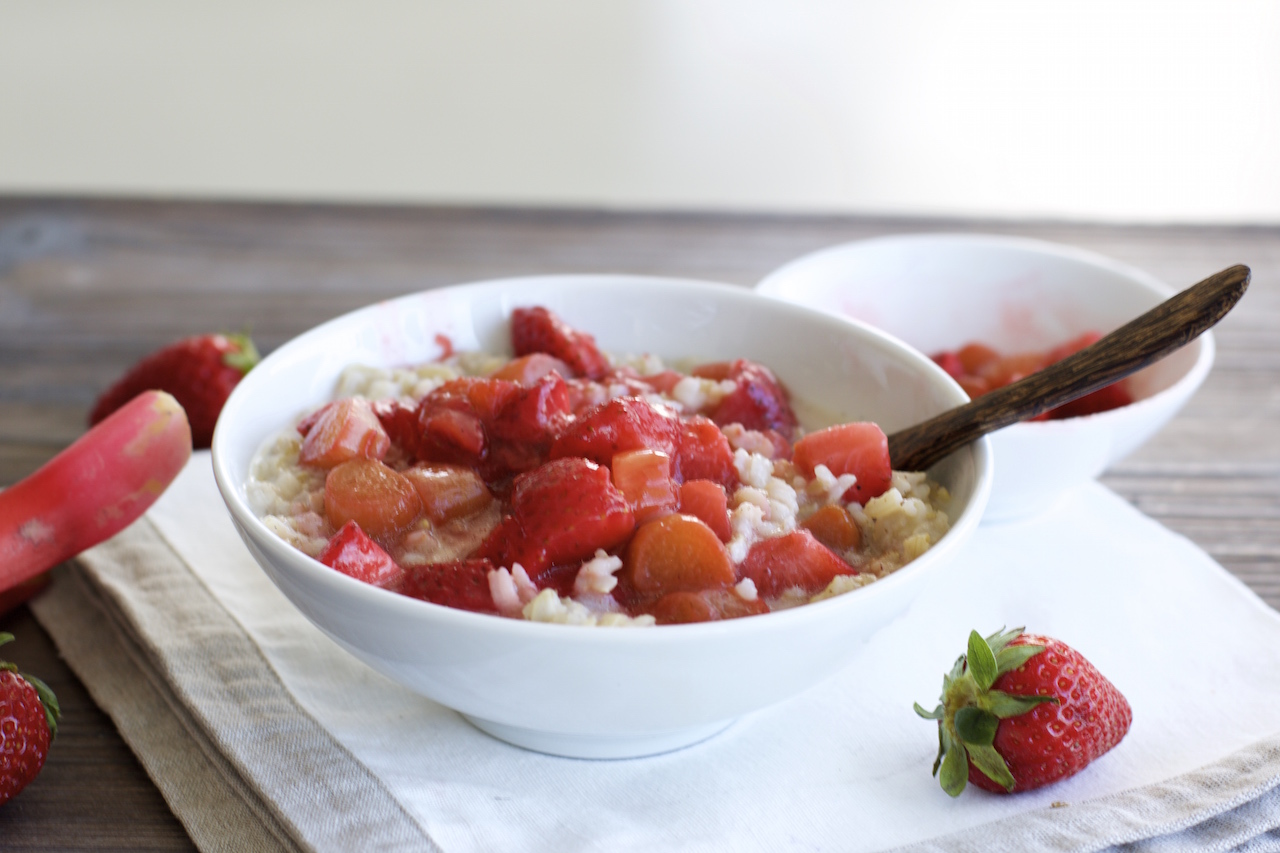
461, 715, 736, 760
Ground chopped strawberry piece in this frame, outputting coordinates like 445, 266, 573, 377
433, 377, 521, 423
488, 372, 572, 446
637, 370, 685, 395
476, 457, 635, 578
611, 449, 679, 524
475, 373, 574, 479
407, 381, 504, 466
490, 353, 572, 385
673, 415, 738, 490
317, 520, 403, 587
648, 589, 770, 624
957, 342, 1002, 374
298, 398, 392, 469
690, 361, 733, 381
511, 306, 610, 380
707, 359, 799, 440
417, 404, 485, 463
394, 558, 499, 614
739, 529, 856, 598
370, 399, 421, 455
792, 422, 892, 504
324, 458, 423, 538
932, 350, 966, 380
550, 396, 680, 467
677, 479, 731, 542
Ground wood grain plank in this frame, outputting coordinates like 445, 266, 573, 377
1, 196, 1277, 849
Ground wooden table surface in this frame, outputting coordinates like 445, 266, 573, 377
1, 198, 1277, 850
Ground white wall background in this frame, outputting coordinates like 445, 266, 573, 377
2, 0, 1278, 223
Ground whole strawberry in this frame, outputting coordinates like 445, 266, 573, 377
90, 333, 258, 449
914, 627, 1131, 795
1, 633, 60, 806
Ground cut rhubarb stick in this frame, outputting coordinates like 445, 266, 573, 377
0, 391, 193, 597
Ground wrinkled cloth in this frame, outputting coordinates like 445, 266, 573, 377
32, 454, 1280, 852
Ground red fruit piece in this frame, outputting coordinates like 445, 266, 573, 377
1, 391, 191, 601
324, 458, 423, 538
0, 633, 60, 806
800, 504, 861, 552
648, 589, 770, 624
739, 529, 855, 598
792, 422, 892, 504
550, 396, 680, 468
409, 390, 488, 466
932, 350, 966, 380
622, 513, 735, 598
511, 306, 610, 380
89, 333, 258, 449
677, 479, 732, 543
915, 627, 1132, 796
477, 457, 635, 578
673, 415, 738, 490
488, 372, 572, 446
370, 399, 421, 454
394, 559, 499, 614
611, 449, 679, 524
299, 398, 391, 469
1047, 382, 1134, 419
403, 463, 493, 524
317, 520, 403, 587
489, 352, 572, 385
705, 359, 799, 440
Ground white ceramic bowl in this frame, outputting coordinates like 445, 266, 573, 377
211, 275, 992, 759
757, 234, 1214, 523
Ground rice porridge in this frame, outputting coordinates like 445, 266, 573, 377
248, 306, 951, 626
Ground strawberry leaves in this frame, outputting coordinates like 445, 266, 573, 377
915, 627, 1054, 796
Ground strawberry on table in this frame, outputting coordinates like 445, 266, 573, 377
1, 633, 60, 806
510, 306, 610, 380
915, 627, 1132, 796
89, 333, 258, 449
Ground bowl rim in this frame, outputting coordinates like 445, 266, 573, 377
211, 273, 993, 645
754, 231, 1216, 421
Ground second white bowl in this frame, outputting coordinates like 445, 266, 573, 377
757, 234, 1214, 523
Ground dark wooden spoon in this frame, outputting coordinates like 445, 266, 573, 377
886, 264, 1251, 472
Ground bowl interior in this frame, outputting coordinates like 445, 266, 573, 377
757, 233, 1208, 402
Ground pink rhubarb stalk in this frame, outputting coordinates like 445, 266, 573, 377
1, 391, 192, 596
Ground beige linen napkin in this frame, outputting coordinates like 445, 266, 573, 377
30, 454, 1280, 852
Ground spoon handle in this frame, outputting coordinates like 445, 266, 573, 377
886, 263, 1251, 472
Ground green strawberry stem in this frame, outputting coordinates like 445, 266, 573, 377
0, 632, 60, 738
223, 333, 260, 375
914, 627, 1057, 796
